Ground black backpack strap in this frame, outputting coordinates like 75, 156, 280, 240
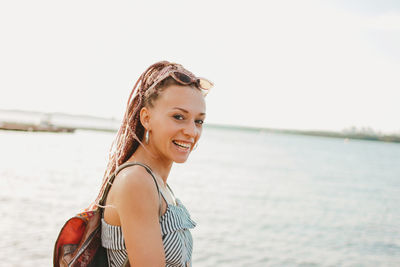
100, 161, 163, 219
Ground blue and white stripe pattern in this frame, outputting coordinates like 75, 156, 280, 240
101, 197, 196, 267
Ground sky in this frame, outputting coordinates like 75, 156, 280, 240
1, 0, 399, 133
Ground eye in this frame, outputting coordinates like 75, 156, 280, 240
195, 119, 204, 125
173, 114, 184, 120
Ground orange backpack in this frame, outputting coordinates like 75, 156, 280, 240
53, 208, 107, 267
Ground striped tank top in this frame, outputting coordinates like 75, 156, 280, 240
101, 162, 197, 267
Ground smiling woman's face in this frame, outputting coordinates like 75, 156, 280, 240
141, 84, 206, 163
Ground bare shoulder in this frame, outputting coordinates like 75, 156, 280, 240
113, 165, 158, 199
110, 165, 159, 212
115, 164, 155, 188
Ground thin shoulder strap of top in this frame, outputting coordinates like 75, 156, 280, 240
100, 161, 163, 219
157, 183, 176, 205
166, 183, 175, 197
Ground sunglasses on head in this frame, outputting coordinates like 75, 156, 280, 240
170, 71, 214, 92
149, 70, 213, 96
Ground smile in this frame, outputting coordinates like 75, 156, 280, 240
172, 140, 192, 150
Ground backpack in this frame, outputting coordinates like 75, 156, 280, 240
53, 161, 160, 267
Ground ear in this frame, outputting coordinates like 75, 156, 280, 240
139, 107, 151, 130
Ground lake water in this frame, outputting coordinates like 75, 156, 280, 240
1, 127, 399, 266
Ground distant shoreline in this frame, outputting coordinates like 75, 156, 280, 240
1, 109, 399, 143
205, 123, 400, 143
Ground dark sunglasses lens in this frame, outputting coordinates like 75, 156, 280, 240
173, 72, 192, 84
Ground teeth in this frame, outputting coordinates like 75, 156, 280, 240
173, 141, 191, 149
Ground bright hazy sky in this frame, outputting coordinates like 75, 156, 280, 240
1, 1, 399, 133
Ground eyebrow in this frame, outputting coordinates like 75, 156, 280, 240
172, 107, 206, 116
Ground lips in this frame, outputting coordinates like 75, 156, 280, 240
172, 140, 192, 149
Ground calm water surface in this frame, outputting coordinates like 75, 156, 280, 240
1, 127, 399, 266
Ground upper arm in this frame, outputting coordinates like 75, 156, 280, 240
113, 166, 165, 267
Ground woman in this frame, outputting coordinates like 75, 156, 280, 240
95, 61, 213, 267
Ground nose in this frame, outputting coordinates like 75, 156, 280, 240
183, 121, 198, 139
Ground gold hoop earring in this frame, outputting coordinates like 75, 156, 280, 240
145, 130, 149, 144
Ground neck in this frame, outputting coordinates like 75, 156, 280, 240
127, 143, 173, 186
